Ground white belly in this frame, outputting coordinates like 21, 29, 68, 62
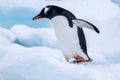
51, 16, 88, 60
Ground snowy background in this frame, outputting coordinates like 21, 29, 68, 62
0, 0, 120, 80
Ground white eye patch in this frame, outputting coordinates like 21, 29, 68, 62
44, 7, 50, 14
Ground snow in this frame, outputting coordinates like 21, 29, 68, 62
0, 25, 120, 80
0, 27, 16, 48
0, 43, 120, 80
11, 25, 58, 48
0, 0, 120, 80
0, 42, 120, 80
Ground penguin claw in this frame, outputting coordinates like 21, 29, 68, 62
69, 56, 92, 64
73, 58, 92, 63
88, 58, 93, 62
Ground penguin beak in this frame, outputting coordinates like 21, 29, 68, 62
32, 15, 41, 20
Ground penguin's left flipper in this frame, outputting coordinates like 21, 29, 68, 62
72, 19, 100, 33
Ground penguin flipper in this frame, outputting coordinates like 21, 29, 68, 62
72, 19, 100, 33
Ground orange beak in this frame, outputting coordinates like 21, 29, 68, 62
32, 15, 41, 20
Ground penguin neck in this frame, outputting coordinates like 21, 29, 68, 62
61, 11, 76, 27
50, 11, 76, 27
50, 15, 73, 27
51, 16, 69, 28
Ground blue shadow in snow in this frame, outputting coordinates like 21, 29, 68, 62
112, 0, 120, 6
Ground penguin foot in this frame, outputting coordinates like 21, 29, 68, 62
73, 59, 92, 63
73, 55, 92, 63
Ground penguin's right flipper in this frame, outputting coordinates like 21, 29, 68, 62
72, 19, 100, 33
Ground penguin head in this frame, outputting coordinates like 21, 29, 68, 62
33, 5, 63, 20
33, 5, 76, 27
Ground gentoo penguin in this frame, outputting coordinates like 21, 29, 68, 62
33, 5, 100, 63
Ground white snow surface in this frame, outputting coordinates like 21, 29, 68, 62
0, 24, 120, 80
0, 0, 120, 80
0, 27, 16, 48
11, 25, 58, 48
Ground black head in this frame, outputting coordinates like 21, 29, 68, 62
33, 5, 65, 20
33, 5, 76, 27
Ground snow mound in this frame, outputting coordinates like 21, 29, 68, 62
11, 25, 58, 48
0, 44, 66, 80
0, 44, 120, 80
0, 27, 16, 47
